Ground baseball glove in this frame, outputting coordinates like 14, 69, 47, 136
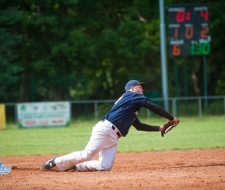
161, 120, 177, 137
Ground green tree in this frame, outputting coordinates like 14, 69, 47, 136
0, 6, 23, 102
1, 0, 225, 103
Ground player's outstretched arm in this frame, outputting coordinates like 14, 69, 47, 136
142, 99, 174, 120
132, 118, 160, 132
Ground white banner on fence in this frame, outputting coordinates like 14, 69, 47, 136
17, 102, 70, 128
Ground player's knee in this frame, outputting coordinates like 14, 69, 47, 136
99, 162, 113, 171
80, 149, 95, 161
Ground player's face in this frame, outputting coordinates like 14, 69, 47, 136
133, 85, 143, 94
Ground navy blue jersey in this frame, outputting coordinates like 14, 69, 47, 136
102, 91, 150, 136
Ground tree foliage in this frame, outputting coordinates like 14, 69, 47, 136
0, 0, 225, 102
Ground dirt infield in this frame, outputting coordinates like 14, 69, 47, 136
0, 149, 225, 190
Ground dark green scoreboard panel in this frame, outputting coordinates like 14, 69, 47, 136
168, 4, 210, 57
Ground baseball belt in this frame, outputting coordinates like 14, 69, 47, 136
102, 119, 122, 138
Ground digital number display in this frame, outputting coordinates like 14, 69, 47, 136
168, 4, 210, 57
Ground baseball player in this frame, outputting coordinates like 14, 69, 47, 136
40, 80, 179, 172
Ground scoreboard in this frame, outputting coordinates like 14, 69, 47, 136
168, 4, 210, 57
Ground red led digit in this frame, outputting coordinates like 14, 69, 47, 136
201, 26, 209, 38
186, 12, 191, 20
176, 11, 185, 22
200, 10, 208, 21
185, 27, 193, 39
172, 44, 181, 56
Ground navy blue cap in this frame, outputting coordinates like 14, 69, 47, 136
125, 80, 146, 91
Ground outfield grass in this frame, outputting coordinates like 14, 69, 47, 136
0, 116, 225, 156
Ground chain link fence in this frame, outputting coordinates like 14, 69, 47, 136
3, 96, 225, 125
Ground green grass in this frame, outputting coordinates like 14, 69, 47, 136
1, 116, 225, 156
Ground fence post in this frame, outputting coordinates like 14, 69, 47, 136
146, 109, 150, 121
224, 96, 225, 116
94, 101, 98, 123
198, 98, 202, 120
15, 104, 17, 126
172, 98, 177, 117
203, 56, 208, 113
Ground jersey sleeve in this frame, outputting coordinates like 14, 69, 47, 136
143, 99, 174, 120
132, 118, 160, 132
131, 93, 150, 106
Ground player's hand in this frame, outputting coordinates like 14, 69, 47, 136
170, 117, 179, 127
160, 121, 175, 137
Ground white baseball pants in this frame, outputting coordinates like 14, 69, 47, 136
55, 120, 119, 171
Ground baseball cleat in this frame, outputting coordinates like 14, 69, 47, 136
40, 156, 57, 170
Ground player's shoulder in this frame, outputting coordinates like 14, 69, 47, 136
126, 91, 147, 100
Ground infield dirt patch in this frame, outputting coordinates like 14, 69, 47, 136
0, 149, 225, 190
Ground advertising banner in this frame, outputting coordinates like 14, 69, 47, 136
0, 104, 6, 129
17, 102, 70, 128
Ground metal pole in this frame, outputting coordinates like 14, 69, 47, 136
15, 104, 18, 127
84, 75, 88, 119
203, 56, 208, 113
172, 98, 177, 117
224, 96, 225, 116
94, 101, 98, 123
174, 58, 179, 114
198, 98, 202, 120
183, 57, 188, 97
146, 109, 150, 121
183, 57, 188, 111
159, 0, 169, 111
174, 58, 178, 97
